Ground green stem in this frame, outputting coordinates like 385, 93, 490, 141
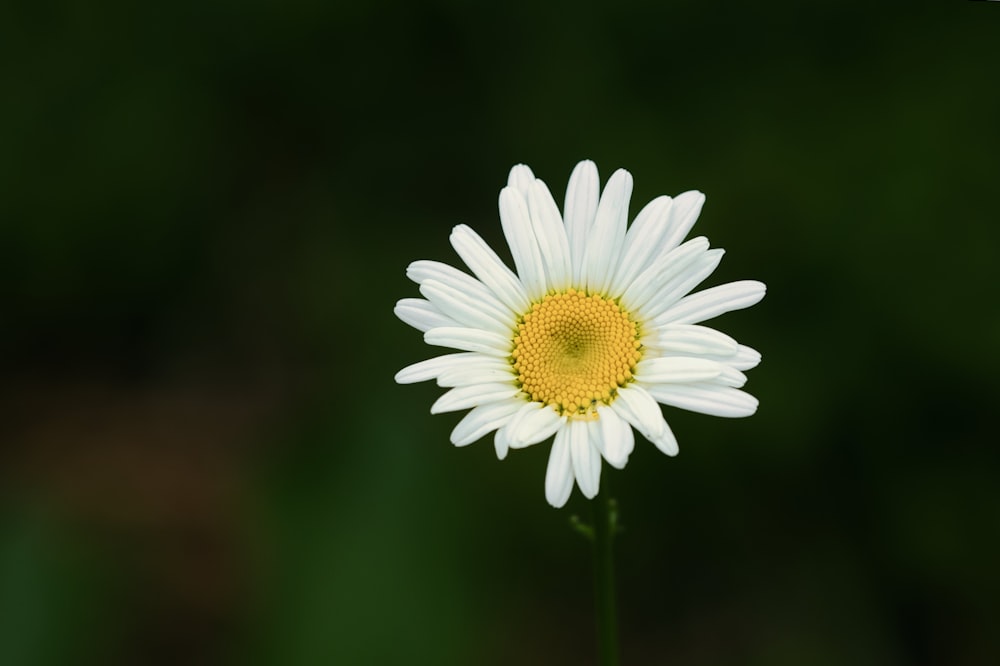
593, 495, 620, 666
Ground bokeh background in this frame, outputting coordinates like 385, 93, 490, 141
2, 1, 998, 664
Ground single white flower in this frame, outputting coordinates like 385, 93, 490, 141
395, 160, 765, 508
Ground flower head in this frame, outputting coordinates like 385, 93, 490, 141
395, 161, 765, 507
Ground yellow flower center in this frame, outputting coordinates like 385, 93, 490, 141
511, 288, 643, 417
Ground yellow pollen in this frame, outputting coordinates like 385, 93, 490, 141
511, 288, 643, 417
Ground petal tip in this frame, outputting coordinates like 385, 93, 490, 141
546, 497, 567, 509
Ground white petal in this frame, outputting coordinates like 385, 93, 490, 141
619, 237, 709, 314
449, 224, 530, 314
507, 402, 565, 449
643, 324, 739, 356
571, 421, 601, 499
394, 298, 461, 333
407, 260, 483, 292
584, 169, 633, 295
713, 366, 748, 388
645, 382, 759, 418
643, 333, 756, 371
610, 192, 705, 299
545, 426, 574, 508
437, 370, 518, 389
437, 361, 517, 387
499, 187, 548, 300
406, 261, 512, 319
394, 352, 485, 384
638, 248, 725, 321
424, 327, 512, 356
527, 179, 572, 290
494, 425, 510, 460
611, 385, 666, 441
650, 348, 761, 372
636, 356, 723, 384
607, 195, 672, 296
730, 345, 762, 370
564, 160, 600, 285
431, 382, 521, 414
450, 399, 525, 446
419, 279, 513, 335
658, 190, 705, 255
588, 414, 606, 463
507, 164, 535, 197
596, 404, 633, 469
655, 280, 766, 326
611, 386, 678, 455
652, 417, 679, 456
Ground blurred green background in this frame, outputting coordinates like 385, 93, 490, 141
2, 1, 998, 664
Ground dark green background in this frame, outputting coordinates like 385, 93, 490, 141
2, 1, 998, 665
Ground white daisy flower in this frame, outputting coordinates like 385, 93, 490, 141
395, 160, 765, 508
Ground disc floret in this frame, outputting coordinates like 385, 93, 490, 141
511, 288, 642, 417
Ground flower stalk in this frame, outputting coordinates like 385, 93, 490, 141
593, 495, 620, 666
